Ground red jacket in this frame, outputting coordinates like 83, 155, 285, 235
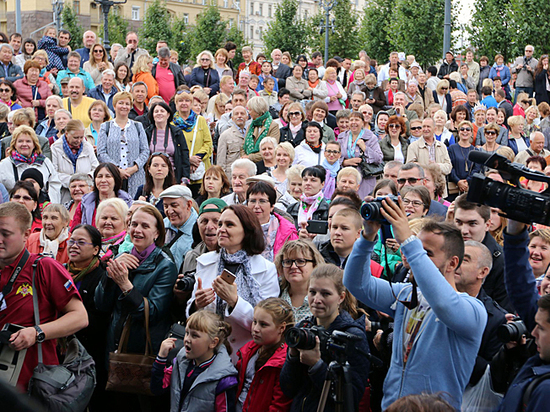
13, 77, 52, 119
237, 61, 261, 84
236, 341, 292, 412
26, 231, 69, 265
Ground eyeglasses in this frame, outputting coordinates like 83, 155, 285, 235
403, 199, 424, 207
200, 58, 210, 62
11, 194, 33, 201
440, 87, 448, 90
397, 177, 423, 185
289, 111, 302, 117
388, 124, 401, 129
282, 258, 314, 268
67, 239, 94, 248
410, 126, 422, 131
459, 127, 472, 132
248, 198, 270, 205
525, 49, 533, 52
325, 150, 341, 154
484, 130, 497, 135
0, 88, 10, 92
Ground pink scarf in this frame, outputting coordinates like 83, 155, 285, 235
297, 191, 324, 225
290, 121, 302, 137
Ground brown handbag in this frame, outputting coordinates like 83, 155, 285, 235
105, 297, 156, 395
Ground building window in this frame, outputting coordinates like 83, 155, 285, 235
268, 4, 272, 17
250, 25, 254, 39
73, 0, 80, 14
224, 0, 228, 7
250, 2, 254, 15
259, 26, 263, 39
259, 3, 263, 15
229, 18, 234, 28
304, 10, 308, 20
131, 6, 140, 20
183, 13, 189, 24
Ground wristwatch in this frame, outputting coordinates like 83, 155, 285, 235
34, 325, 46, 343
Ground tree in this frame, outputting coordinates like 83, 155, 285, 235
171, 15, 190, 65
262, 0, 310, 58
359, 0, 393, 64
467, 0, 515, 62
225, 25, 249, 66
510, 0, 550, 56
139, 0, 173, 55
188, 4, 227, 60
309, 0, 361, 59
99, 10, 129, 48
388, 0, 446, 67
61, 4, 83, 50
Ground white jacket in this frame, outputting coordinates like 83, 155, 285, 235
186, 251, 279, 363
293, 140, 326, 168
0, 156, 62, 203
51, 138, 99, 203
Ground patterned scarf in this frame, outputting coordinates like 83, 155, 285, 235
215, 248, 261, 317
260, 214, 279, 261
173, 110, 197, 133
244, 111, 273, 155
306, 140, 322, 154
11, 150, 44, 165
297, 191, 324, 225
62, 135, 83, 172
68, 257, 100, 283
289, 121, 302, 136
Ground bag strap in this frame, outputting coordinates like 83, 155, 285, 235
1, 249, 29, 303
189, 119, 199, 156
31, 256, 45, 364
118, 297, 152, 356
522, 371, 550, 411
11, 162, 18, 182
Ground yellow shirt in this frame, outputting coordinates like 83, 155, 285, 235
63, 96, 95, 128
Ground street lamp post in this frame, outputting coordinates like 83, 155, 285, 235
52, 0, 64, 32
318, 0, 337, 65
94, 0, 127, 52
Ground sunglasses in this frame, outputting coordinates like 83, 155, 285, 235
176, 90, 192, 95
485, 130, 497, 135
289, 112, 302, 117
440, 87, 448, 90
388, 124, 401, 129
459, 127, 472, 132
397, 177, 423, 185
151, 152, 171, 159
0, 88, 11, 92
410, 126, 422, 131
93, 49, 104, 53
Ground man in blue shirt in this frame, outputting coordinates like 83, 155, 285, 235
480, 85, 498, 108
75, 30, 97, 67
344, 197, 486, 410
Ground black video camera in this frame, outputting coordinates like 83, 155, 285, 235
360, 195, 399, 224
497, 317, 528, 343
467, 152, 550, 226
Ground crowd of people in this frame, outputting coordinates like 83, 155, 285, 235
0, 26, 549, 412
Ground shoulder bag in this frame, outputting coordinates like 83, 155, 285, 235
359, 148, 385, 179
105, 297, 155, 395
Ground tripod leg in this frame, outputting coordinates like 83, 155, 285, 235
317, 378, 332, 412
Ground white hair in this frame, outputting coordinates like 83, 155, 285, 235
231, 158, 257, 177
102, 69, 116, 78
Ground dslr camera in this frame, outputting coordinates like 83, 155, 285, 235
175, 270, 196, 292
497, 316, 528, 343
361, 195, 399, 224
467, 152, 550, 226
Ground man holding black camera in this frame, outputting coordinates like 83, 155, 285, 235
511, 45, 538, 100
344, 197, 486, 410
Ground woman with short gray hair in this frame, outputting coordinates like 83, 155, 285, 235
242, 96, 280, 162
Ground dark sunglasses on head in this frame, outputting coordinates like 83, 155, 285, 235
176, 90, 192, 95
397, 177, 423, 185
151, 152, 171, 159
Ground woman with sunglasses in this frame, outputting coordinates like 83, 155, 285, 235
380, 115, 408, 163
190, 50, 220, 98
448, 120, 482, 194
83, 43, 114, 86
475, 107, 509, 146
0, 80, 22, 110
478, 122, 502, 154
135, 153, 175, 217
280, 102, 307, 146
145, 101, 190, 184
433, 79, 452, 115
10, 180, 42, 232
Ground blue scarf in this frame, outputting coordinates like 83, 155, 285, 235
62, 135, 83, 172
173, 110, 197, 133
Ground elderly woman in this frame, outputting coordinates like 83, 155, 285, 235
524, 105, 540, 136
32, 50, 58, 94
286, 165, 305, 201
310, 100, 336, 143
306, 68, 328, 101
401, 186, 431, 220
85, 100, 110, 146
65, 173, 92, 222
83, 43, 114, 86
293, 123, 326, 167
51, 119, 98, 203
173, 90, 212, 192
489, 54, 511, 92
374, 110, 390, 139
0, 80, 22, 110
13, 60, 52, 122
379, 115, 409, 163
433, 109, 455, 146
190, 50, 220, 98
196, 165, 231, 206
448, 120, 482, 194
336, 166, 362, 193
274, 239, 325, 323
145, 101, 190, 184
246, 181, 298, 260
186, 204, 279, 362
95, 204, 178, 357
95, 197, 129, 260
242, 96, 279, 162
36, 95, 63, 138
324, 67, 347, 115
286, 65, 311, 102
269, 141, 295, 194
433, 79, 453, 115
255, 136, 278, 174
280, 102, 307, 146
423, 163, 451, 207
10, 180, 42, 232
347, 68, 368, 96
131, 55, 158, 104
507, 115, 530, 154
339, 111, 383, 198
214, 48, 233, 79
26, 203, 70, 263
97, 91, 150, 197
50, 108, 73, 146
72, 162, 133, 230
0, 125, 60, 201
135, 152, 175, 216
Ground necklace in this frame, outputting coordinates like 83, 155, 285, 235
458, 144, 471, 172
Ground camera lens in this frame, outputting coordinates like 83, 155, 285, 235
176, 276, 195, 292
361, 202, 382, 221
286, 327, 317, 350
497, 320, 528, 343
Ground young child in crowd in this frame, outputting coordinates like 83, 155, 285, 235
236, 298, 294, 412
37, 27, 69, 72
151, 311, 238, 412
322, 140, 342, 200
249, 75, 260, 93
259, 77, 278, 108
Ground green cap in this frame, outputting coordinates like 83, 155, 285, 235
199, 198, 227, 215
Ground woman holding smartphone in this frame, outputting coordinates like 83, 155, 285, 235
186, 204, 280, 362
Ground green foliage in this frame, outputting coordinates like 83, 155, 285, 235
99, 10, 129, 48
139, 0, 173, 55
388, 0, 446, 66
262, 0, 310, 58
187, 5, 227, 61
509, 0, 550, 56
467, 0, 515, 61
172, 15, 190, 65
225, 25, 249, 66
359, 0, 392, 64
61, 5, 83, 50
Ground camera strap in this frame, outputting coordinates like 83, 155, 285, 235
0, 250, 30, 310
